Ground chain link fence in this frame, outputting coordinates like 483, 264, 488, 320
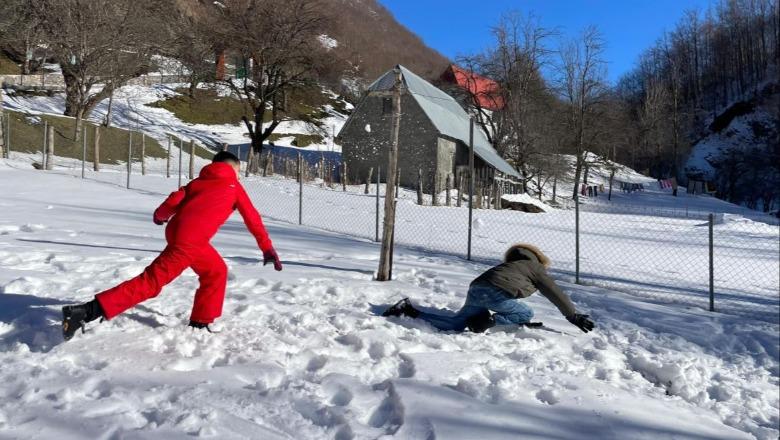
239, 151, 779, 323
3, 108, 777, 322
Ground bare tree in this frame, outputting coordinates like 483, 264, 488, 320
213, 0, 328, 172
457, 12, 556, 192
555, 26, 609, 200
32, 0, 167, 140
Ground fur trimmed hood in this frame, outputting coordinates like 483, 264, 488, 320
503, 243, 551, 268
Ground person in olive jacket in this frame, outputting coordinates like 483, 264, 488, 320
382, 243, 595, 333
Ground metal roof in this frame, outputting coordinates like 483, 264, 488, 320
368, 65, 520, 178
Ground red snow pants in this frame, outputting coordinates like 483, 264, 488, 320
95, 243, 228, 323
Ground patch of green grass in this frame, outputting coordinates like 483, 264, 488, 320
146, 84, 351, 128
147, 88, 251, 126
0, 52, 21, 74
4, 109, 168, 164
267, 132, 324, 148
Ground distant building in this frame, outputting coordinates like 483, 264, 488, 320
337, 65, 519, 193
439, 64, 504, 111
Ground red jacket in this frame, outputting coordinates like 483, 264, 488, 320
153, 162, 273, 251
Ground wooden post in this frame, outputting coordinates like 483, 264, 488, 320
395, 167, 400, 199
222, 143, 228, 151
364, 167, 373, 194
457, 171, 463, 207
41, 121, 47, 169
93, 125, 100, 171
141, 133, 146, 175
319, 155, 325, 180
417, 168, 424, 205
432, 173, 439, 206
127, 132, 132, 189
377, 68, 402, 282
166, 137, 171, 178
45, 124, 54, 170
342, 162, 347, 191
0, 90, 5, 159
247, 147, 254, 177
178, 138, 183, 188
446, 173, 452, 206
267, 152, 274, 175
188, 140, 195, 179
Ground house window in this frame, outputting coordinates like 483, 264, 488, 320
382, 98, 392, 114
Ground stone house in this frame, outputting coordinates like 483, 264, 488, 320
337, 65, 519, 193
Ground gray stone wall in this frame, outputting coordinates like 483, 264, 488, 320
340, 94, 440, 190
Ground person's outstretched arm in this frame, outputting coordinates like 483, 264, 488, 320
235, 186, 282, 271
153, 187, 186, 224
529, 264, 594, 333
529, 265, 576, 317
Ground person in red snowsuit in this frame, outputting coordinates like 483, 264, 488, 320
62, 151, 282, 339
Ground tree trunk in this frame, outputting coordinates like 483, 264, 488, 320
552, 174, 557, 203
457, 172, 463, 207
104, 92, 114, 128
93, 125, 100, 171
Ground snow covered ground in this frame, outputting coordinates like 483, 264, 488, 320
0, 160, 778, 439
2, 83, 350, 152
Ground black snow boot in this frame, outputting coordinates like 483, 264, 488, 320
62, 299, 104, 341
465, 309, 495, 333
188, 320, 213, 333
382, 298, 420, 318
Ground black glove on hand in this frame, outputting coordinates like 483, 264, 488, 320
263, 248, 283, 271
567, 313, 595, 333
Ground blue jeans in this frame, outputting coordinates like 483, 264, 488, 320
415, 283, 534, 332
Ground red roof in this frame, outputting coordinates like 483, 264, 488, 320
440, 64, 504, 111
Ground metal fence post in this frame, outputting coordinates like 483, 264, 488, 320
178, 138, 183, 188
81, 126, 86, 179
166, 136, 171, 178
467, 118, 474, 261
127, 132, 132, 189
298, 153, 303, 226
5, 110, 10, 158
41, 121, 47, 169
375, 165, 381, 242
575, 189, 580, 284
709, 213, 715, 312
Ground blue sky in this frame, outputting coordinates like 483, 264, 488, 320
379, 0, 714, 83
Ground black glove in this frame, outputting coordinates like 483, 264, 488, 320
566, 313, 595, 333
263, 248, 283, 271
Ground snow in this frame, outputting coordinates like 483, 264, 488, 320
318, 35, 339, 50
500, 193, 553, 212
0, 159, 778, 439
2, 82, 351, 153
685, 107, 776, 179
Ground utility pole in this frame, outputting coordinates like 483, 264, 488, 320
376, 68, 403, 281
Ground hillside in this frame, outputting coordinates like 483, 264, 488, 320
685, 81, 780, 212
321, 0, 450, 81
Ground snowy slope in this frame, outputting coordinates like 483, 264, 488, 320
0, 160, 777, 439
2, 83, 351, 152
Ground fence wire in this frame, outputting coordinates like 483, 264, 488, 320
4, 114, 778, 323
